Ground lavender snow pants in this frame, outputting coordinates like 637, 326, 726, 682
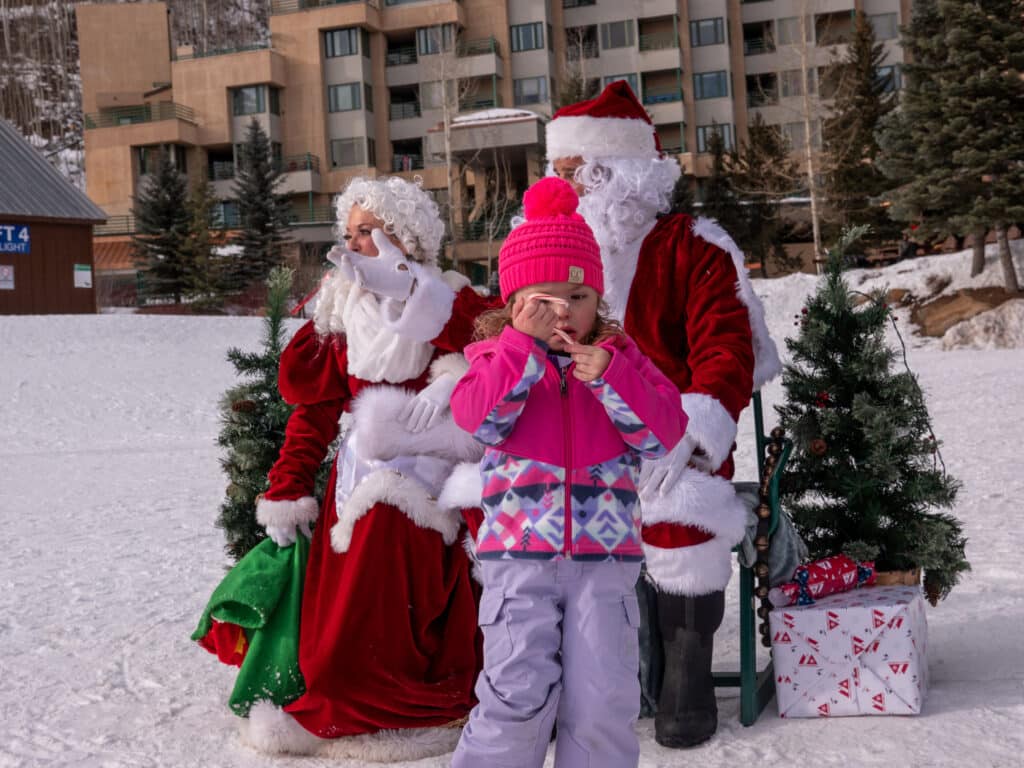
452, 559, 643, 768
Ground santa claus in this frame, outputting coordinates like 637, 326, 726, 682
546, 81, 782, 747
200, 176, 496, 761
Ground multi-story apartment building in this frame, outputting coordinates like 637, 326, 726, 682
77, 0, 908, 276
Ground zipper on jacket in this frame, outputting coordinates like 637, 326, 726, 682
559, 363, 573, 558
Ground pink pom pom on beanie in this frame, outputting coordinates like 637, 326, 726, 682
497, 176, 604, 301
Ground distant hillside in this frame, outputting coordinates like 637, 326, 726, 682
0, 0, 268, 189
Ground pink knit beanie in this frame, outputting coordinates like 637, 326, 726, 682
498, 177, 604, 302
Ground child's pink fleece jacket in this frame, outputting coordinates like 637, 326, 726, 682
451, 326, 687, 560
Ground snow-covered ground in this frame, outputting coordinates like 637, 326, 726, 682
1, 245, 1022, 767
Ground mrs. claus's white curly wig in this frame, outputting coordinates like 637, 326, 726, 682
333, 176, 445, 265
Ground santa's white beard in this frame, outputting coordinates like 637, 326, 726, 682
312, 270, 434, 383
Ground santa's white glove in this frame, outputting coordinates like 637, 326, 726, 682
399, 373, 457, 432
325, 245, 357, 283
264, 520, 312, 548
639, 433, 700, 499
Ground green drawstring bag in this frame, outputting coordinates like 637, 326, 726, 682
192, 534, 309, 716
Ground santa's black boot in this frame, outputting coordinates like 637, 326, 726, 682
654, 590, 725, 749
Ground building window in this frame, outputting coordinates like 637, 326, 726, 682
690, 18, 724, 47
331, 137, 366, 168
325, 28, 359, 58
869, 13, 899, 41
514, 76, 548, 105
781, 69, 814, 97
361, 28, 371, 56
602, 73, 639, 96
563, 0, 595, 7
417, 24, 455, 56
328, 83, 361, 112
782, 120, 821, 150
776, 16, 812, 45
876, 65, 901, 93
600, 20, 635, 50
232, 86, 265, 116
693, 70, 728, 100
215, 200, 240, 228
367, 137, 376, 167
364, 83, 373, 112
137, 144, 186, 176
511, 22, 544, 52
696, 124, 733, 153
269, 87, 281, 116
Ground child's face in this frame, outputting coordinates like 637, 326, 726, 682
519, 281, 599, 352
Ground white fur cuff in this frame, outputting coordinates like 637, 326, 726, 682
437, 462, 484, 510
641, 466, 749, 545
331, 470, 462, 553
429, 352, 470, 383
644, 538, 735, 595
256, 496, 319, 529
679, 393, 738, 473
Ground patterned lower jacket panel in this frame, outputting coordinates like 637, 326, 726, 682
476, 448, 643, 560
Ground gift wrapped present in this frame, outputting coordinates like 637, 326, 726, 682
770, 585, 928, 717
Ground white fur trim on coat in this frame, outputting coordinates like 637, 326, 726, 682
690, 217, 783, 389
437, 461, 484, 510
383, 266, 468, 343
429, 352, 470, 384
644, 538, 736, 595
243, 701, 461, 761
546, 115, 658, 162
255, 496, 319, 529
331, 469, 462, 553
679, 392, 739, 474
350, 386, 484, 464
641, 466, 749, 545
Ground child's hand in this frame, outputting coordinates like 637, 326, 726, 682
512, 294, 559, 342
567, 343, 611, 382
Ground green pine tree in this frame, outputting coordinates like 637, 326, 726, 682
668, 172, 695, 216
776, 226, 968, 603
699, 127, 747, 244
938, 0, 1024, 292
181, 178, 223, 312
132, 148, 191, 304
821, 11, 898, 246
230, 119, 293, 293
729, 114, 802, 276
216, 267, 297, 560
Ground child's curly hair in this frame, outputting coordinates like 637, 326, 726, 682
474, 293, 624, 345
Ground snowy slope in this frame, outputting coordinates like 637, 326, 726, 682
1, 247, 1022, 767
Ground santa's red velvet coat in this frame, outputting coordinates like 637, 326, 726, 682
623, 213, 770, 596
261, 285, 493, 738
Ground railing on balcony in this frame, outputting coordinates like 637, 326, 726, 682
566, 42, 599, 61
389, 101, 421, 120
454, 218, 514, 241
174, 43, 270, 61
288, 206, 336, 225
277, 153, 321, 173
458, 37, 500, 57
639, 32, 678, 51
392, 154, 424, 172
563, 0, 596, 8
94, 215, 137, 236
747, 88, 779, 107
643, 86, 682, 105
661, 145, 684, 155
744, 38, 776, 55
271, 0, 376, 15
85, 102, 196, 130
386, 46, 417, 66
459, 95, 501, 111
209, 161, 235, 181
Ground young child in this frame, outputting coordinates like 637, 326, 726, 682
449, 176, 688, 768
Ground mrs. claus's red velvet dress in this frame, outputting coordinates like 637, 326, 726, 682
262, 283, 494, 739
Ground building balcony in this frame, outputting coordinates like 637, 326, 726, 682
391, 153, 424, 172
173, 42, 270, 61
643, 85, 682, 105
744, 38, 776, 56
271, 0, 377, 15
85, 102, 196, 130
389, 101, 421, 120
639, 32, 677, 52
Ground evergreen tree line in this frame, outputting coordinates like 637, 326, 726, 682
677, 1, 1023, 287
132, 119, 293, 308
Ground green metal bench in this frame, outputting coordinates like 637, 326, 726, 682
713, 391, 792, 726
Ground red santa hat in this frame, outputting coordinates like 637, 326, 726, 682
546, 80, 662, 162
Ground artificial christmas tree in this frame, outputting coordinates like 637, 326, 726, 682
215, 267, 331, 560
776, 227, 969, 604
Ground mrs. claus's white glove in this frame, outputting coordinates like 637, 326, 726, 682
399, 373, 458, 433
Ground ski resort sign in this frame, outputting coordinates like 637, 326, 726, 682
0, 225, 30, 255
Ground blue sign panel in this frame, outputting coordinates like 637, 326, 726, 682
0, 225, 30, 254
